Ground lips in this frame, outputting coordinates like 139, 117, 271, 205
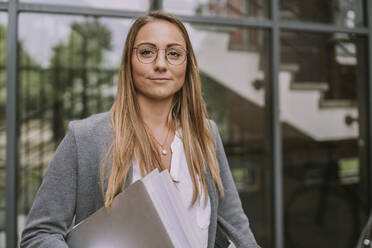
149, 77, 171, 83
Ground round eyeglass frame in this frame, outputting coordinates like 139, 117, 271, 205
133, 46, 188, 66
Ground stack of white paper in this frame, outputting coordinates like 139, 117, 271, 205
142, 169, 203, 248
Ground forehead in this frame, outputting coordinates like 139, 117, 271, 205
134, 20, 186, 47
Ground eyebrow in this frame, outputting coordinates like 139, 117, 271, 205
135, 42, 185, 48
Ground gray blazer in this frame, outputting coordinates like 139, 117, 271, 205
20, 112, 260, 248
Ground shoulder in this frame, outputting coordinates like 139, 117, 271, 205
206, 119, 221, 143
67, 112, 113, 152
69, 112, 111, 137
205, 119, 226, 155
205, 119, 218, 136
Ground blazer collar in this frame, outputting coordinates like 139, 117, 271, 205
206, 166, 218, 248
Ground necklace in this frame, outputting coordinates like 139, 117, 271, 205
145, 124, 170, 156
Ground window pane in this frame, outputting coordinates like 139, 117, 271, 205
164, 0, 269, 18
21, 0, 150, 11
280, 0, 365, 28
18, 12, 272, 246
281, 31, 367, 248
190, 24, 271, 246
18, 12, 129, 235
0, 11, 6, 248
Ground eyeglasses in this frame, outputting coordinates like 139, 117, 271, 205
133, 44, 187, 66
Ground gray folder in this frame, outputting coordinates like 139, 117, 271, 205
66, 180, 174, 248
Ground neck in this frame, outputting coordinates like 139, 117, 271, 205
138, 95, 173, 131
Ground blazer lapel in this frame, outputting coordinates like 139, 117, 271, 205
206, 166, 218, 248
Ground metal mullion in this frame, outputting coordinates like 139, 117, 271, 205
367, 0, 372, 214
280, 20, 369, 35
268, 0, 283, 248
18, 3, 144, 18
6, 0, 19, 247
16, 2, 372, 34
178, 15, 272, 29
150, 0, 162, 11
19, 2, 273, 29
39, 70, 45, 181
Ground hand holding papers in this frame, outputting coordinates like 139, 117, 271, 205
67, 169, 203, 248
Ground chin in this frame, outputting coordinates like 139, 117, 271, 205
151, 93, 174, 101
136, 85, 183, 102
150, 87, 179, 98
138, 91, 173, 102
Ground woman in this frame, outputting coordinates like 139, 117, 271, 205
21, 11, 259, 248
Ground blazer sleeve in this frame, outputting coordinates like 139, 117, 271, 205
20, 122, 78, 248
211, 121, 260, 248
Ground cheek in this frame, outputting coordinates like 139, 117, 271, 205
131, 57, 147, 82
131, 57, 141, 76
174, 65, 187, 84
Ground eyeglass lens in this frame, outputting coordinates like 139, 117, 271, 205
136, 44, 186, 65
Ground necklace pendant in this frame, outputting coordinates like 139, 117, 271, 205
161, 149, 168, 156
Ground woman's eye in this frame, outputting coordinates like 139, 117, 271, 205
168, 51, 181, 57
140, 49, 155, 56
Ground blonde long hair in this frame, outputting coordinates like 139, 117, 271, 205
102, 11, 224, 208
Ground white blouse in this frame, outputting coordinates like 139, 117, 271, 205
131, 131, 211, 247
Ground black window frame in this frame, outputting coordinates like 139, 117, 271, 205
3, 0, 372, 247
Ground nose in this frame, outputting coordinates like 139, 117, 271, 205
154, 49, 168, 72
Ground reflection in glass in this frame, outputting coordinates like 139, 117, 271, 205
18, 13, 131, 235
280, 0, 365, 28
21, 0, 150, 11
0, 12, 7, 248
281, 31, 367, 248
165, 0, 269, 18
190, 24, 270, 246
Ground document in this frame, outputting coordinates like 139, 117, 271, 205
66, 169, 203, 248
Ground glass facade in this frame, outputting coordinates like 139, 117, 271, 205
280, 0, 365, 28
164, 0, 269, 18
2, 0, 372, 248
0, 12, 7, 248
191, 25, 271, 246
17, 13, 131, 234
16, 16, 273, 246
281, 31, 367, 248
